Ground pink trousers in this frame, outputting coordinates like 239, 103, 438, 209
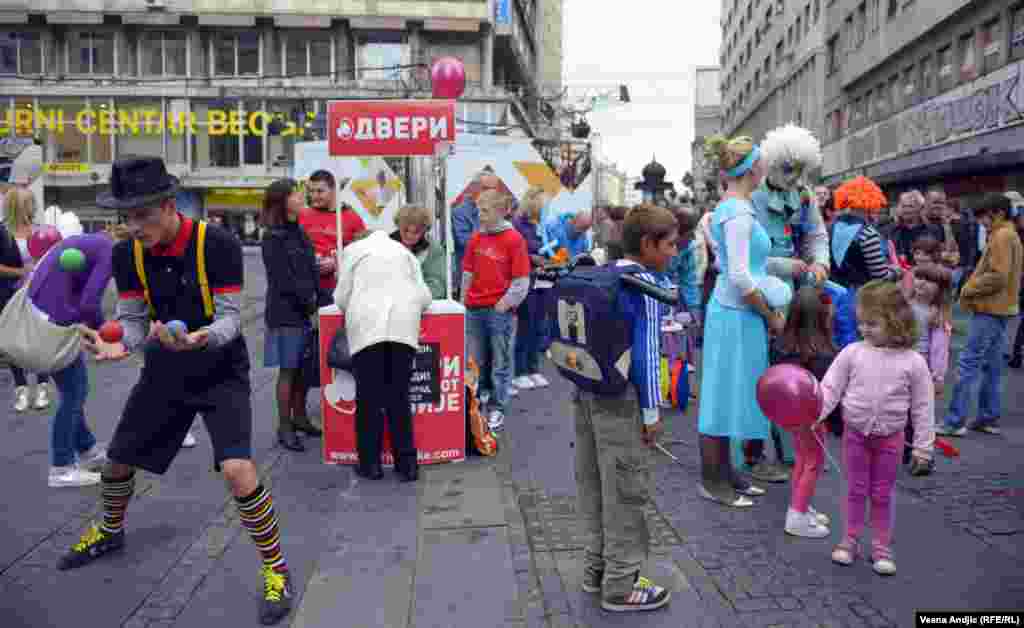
842, 428, 903, 552
788, 423, 825, 513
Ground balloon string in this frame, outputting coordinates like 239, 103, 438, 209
811, 425, 944, 476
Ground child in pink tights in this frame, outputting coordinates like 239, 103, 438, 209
772, 284, 837, 538
817, 280, 935, 576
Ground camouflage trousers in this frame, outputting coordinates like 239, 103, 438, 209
573, 387, 651, 599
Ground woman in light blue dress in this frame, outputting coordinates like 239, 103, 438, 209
697, 136, 786, 507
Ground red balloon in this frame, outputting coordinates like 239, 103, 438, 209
28, 226, 62, 259
431, 56, 466, 100
99, 320, 124, 344
756, 364, 824, 430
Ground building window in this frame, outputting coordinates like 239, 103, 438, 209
0, 32, 42, 75
938, 45, 953, 88
192, 100, 240, 168
114, 99, 165, 161
68, 31, 114, 75
357, 31, 408, 80
805, 4, 811, 33
139, 31, 186, 77
826, 35, 838, 75
920, 54, 934, 94
980, 18, 1002, 74
901, 67, 914, 105
213, 32, 259, 76
844, 15, 854, 53
36, 98, 111, 165
285, 31, 332, 78
959, 32, 976, 82
795, 17, 802, 43
814, 0, 821, 22
887, 0, 898, 19
856, 3, 867, 47
876, 85, 888, 118
241, 100, 263, 165
1014, 5, 1024, 60
864, 89, 874, 121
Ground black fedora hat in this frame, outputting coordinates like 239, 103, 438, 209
97, 157, 179, 210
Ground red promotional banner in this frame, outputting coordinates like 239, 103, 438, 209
327, 99, 456, 156
319, 301, 466, 465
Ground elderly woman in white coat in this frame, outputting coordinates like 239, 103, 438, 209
334, 229, 433, 482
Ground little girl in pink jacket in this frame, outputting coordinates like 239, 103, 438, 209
817, 280, 935, 577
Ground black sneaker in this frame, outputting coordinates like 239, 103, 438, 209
601, 575, 671, 612
1008, 355, 1022, 369
259, 566, 293, 625
57, 524, 125, 570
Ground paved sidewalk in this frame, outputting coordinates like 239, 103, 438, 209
2, 253, 1021, 628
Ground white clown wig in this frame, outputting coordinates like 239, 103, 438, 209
760, 124, 822, 172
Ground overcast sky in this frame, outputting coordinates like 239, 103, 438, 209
562, 0, 722, 182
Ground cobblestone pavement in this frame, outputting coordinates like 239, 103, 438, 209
498, 325, 1024, 628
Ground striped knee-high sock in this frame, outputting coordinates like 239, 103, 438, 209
99, 474, 135, 535
235, 485, 288, 574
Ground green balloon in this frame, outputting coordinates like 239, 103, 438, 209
59, 247, 86, 273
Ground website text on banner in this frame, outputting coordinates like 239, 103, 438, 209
327, 99, 456, 157
319, 302, 466, 465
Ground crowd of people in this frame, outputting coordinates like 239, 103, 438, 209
2, 133, 1023, 622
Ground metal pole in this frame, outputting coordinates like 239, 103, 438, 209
443, 154, 453, 300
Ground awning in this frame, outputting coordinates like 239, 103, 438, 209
205, 188, 265, 212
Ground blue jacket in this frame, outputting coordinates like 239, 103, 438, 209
667, 241, 702, 314
616, 262, 664, 413
542, 213, 592, 259
452, 198, 479, 276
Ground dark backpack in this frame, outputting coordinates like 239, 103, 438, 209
549, 262, 675, 395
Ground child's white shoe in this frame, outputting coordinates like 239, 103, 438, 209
808, 506, 830, 526
784, 508, 830, 538
872, 547, 896, 576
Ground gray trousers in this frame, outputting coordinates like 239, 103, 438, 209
573, 387, 650, 598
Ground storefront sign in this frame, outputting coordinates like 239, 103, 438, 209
204, 188, 265, 211
327, 100, 456, 157
43, 163, 89, 174
0, 107, 309, 138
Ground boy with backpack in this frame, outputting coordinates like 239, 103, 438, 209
555, 205, 678, 612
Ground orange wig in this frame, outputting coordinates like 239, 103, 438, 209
833, 176, 887, 213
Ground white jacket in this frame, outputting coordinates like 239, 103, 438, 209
334, 230, 433, 356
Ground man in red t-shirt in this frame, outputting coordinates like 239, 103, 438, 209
298, 170, 366, 293
461, 190, 531, 431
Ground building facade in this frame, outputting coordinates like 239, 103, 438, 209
820, 0, 1024, 206
536, 0, 563, 92
720, 0, 829, 147
691, 65, 723, 206
594, 159, 626, 206
0, 0, 548, 234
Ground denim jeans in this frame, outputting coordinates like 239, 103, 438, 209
514, 291, 543, 376
50, 354, 95, 467
466, 308, 515, 413
944, 313, 1009, 429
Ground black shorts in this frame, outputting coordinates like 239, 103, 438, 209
108, 370, 252, 475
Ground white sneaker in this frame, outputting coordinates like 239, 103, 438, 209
78, 445, 108, 472
48, 466, 101, 488
13, 386, 29, 413
808, 506, 830, 527
530, 373, 550, 388
508, 385, 519, 397
872, 557, 896, 576
513, 375, 536, 390
33, 383, 51, 410
784, 508, 830, 538
488, 410, 505, 432
182, 431, 197, 448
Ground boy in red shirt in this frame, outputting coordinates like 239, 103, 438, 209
461, 190, 531, 431
298, 170, 366, 293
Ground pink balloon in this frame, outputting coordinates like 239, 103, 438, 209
431, 56, 466, 100
28, 226, 62, 260
756, 364, 824, 430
